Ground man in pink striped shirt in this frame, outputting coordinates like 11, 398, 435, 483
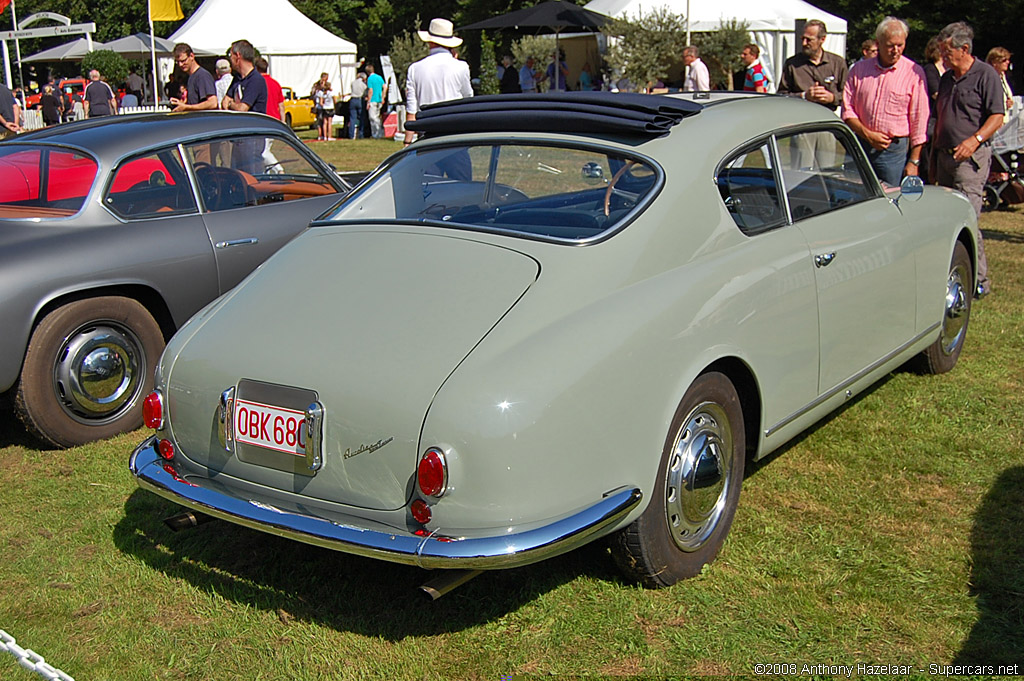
841, 17, 929, 186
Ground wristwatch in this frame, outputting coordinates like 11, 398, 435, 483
975, 133, 985, 143
909, 159, 920, 166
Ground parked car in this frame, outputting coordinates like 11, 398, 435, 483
0, 110, 353, 448
280, 86, 316, 130
131, 92, 978, 592
57, 77, 88, 105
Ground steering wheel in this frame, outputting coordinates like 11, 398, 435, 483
193, 163, 221, 211
604, 161, 639, 217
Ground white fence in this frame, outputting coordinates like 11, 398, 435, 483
20, 104, 171, 131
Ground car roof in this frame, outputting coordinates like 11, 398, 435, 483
11, 111, 293, 161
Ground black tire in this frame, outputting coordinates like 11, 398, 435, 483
15, 297, 165, 448
611, 372, 745, 587
918, 241, 972, 374
284, 113, 293, 128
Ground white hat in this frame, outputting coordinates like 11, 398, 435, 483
215, 58, 231, 72
418, 18, 463, 48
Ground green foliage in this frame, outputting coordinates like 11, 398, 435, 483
602, 6, 688, 92
477, 31, 500, 96
693, 19, 751, 89
387, 21, 429, 92
81, 49, 129, 86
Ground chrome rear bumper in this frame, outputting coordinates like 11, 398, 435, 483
129, 436, 642, 570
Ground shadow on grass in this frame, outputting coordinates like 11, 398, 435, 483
979, 228, 1024, 245
112, 489, 622, 636
0, 392, 45, 450
953, 465, 1024, 667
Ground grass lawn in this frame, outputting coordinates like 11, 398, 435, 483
1, 192, 1022, 678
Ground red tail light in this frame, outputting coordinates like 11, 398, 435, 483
410, 499, 432, 524
158, 438, 175, 461
143, 390, 164, 430
417, 448, 447, 498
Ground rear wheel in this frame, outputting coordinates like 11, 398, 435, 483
918, 241, 972, 374
611, 372, 745, 587
15, 297, 165, 448
285, 112, 293, 128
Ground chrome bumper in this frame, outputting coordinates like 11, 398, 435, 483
129, 436, 643, 570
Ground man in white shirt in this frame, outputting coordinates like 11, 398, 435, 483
682, 46, 711, 91
214, 59, 233, 109
403, 18, 473, 146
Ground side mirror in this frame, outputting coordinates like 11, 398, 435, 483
899, 175, 924, 202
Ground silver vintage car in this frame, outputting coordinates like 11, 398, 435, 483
0, 111, 351, 447
130, 93, 977, 591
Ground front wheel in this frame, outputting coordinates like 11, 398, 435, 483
918, 241, 972, 374
611, 372, 745, 587
15, 297, 165, 448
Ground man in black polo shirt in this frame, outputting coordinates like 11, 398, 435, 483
83, 70, 117, 118
222, 39, 267, 114
934, 21, 1004, 297
170, 43, 218, 112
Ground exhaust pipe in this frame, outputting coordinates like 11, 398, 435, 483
164, 511, 215, 532
419, 569, 483, 600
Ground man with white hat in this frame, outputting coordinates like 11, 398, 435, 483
214, 58, 233, 109
403, 17, 473, 146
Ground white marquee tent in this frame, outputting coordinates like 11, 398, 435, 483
584, 0, 847, 90
169, 0, 358, 97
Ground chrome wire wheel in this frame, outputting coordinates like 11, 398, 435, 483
940, 262, 970, 356
664, 401, 733, 552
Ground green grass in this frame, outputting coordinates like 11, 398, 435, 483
294, 126, 403, 173
1, 203, 1022, 679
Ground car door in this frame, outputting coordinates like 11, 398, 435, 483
183, 134, 344, 293
777, 127, 918, 394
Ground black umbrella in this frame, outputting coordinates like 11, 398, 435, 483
460, 1, 611, 84
460, 1, 609, 33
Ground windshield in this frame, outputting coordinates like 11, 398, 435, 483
324, 142, 660, 242
0, 145, 98, 218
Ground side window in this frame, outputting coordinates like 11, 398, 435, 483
105, 148, 196, 219
717, 141, 786, 234
185, 135, 338, 213
776, 129, 874, 221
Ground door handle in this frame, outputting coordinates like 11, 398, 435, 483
814, 252, 836, 267
215, 237, 259, 249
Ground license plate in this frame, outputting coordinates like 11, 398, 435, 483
233, 398, 307, 456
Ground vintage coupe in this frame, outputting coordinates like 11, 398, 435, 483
131, 92, 977, 591
0, 111, 352, 447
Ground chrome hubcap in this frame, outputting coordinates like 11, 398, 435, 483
53, 323, 144, 423
665, 401, 732, 552
940, 265, 969, 356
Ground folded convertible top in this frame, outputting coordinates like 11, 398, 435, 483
405, 92, 703, 138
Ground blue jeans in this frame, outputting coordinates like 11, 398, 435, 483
348, 99, 364, 139
865, 136, 909, 187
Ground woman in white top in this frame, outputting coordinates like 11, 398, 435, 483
315, 83, 335, 141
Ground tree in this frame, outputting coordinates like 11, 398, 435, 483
477, 31, 500, 95
602, 7, 688, 92
82, 49, 129, 87
511, 35, 556, 91
387, 23, 428, 93
693, 19, 750, 89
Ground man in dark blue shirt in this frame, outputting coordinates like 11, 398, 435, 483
223, 39, 268, 114
170, 43, 218, 112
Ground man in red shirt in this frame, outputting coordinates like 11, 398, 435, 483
842, 17, 929, 186
255, 57, 284, 120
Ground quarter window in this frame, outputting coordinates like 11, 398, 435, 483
105, 148, 196, 219
184, 135, 336, 213
775, 129, 873, 221
0, 146, 97, 218
717, 141, 785, 234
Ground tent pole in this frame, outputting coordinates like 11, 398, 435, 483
149, 2, 159, 106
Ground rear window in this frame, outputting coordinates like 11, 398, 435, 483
324, 142, 660, 242
0, 145, 98, 218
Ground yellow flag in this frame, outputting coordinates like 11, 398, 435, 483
150, 0, 184, 21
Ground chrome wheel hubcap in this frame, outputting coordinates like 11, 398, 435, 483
665, 401, 732, 552
940, 265, 969, 356
53, 323, 144, 423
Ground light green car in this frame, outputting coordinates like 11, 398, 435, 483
130, 92, 977, 594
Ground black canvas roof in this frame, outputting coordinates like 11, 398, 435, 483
405, 92, 702, 138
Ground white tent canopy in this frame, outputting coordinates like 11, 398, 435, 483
584, 0, 847, 91
169, 0, 358, 97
